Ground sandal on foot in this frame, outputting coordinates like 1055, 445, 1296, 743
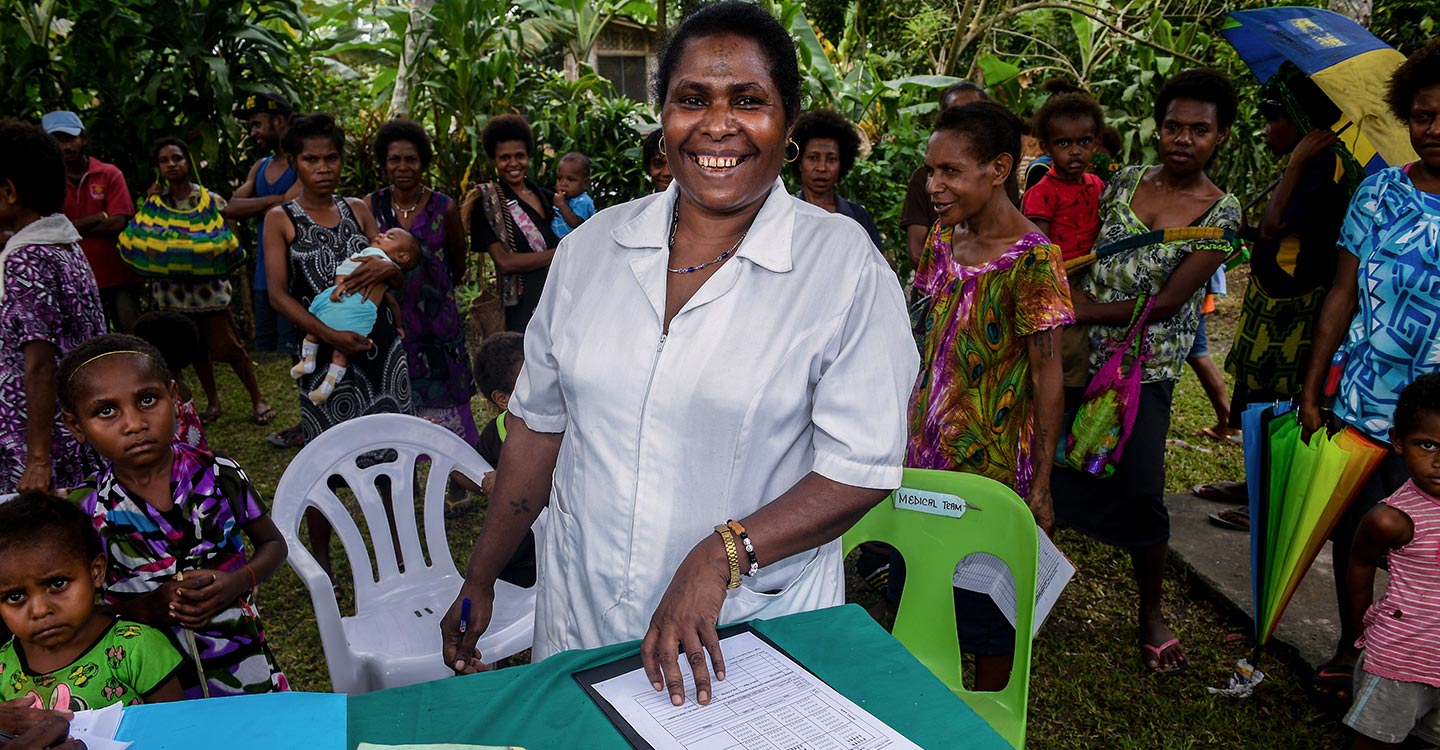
266, 424, 307, 449
1141, 638, 1188, 675
252, 406, 277, 426
1196, 426, 1240, 441
1311, 662, 1355, 706
200, 406, 223, 425
1193, 481, 1247, 502
1208, 506, 1251, 532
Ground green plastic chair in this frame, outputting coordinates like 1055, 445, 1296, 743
843, 468, 1039, 750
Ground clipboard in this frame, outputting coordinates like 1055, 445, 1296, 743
572, 623, 817, 750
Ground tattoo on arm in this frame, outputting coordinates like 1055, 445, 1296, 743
1032, 331, 1056, 359
509, 496, 533, 517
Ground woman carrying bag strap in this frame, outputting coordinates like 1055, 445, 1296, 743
462, 182, 509, 340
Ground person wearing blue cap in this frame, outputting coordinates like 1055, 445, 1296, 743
43, 110, 141, 333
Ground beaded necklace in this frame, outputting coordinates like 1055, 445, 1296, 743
666, 200, 747, 274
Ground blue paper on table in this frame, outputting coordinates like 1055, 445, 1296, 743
117, 692, 346, 749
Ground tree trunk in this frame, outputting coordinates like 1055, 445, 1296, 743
1328, 0, 1372, 27
389, 0, 437, 118
658, 0, 667, 37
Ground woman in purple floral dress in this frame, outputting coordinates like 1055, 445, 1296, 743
0, 120, 105, 493
365, 119, 477, 443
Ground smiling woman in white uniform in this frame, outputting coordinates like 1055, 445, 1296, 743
441, 0, 918, 707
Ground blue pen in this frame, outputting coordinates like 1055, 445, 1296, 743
459, 597, 472, 635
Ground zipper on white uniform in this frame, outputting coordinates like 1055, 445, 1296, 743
616, 331, 668, 605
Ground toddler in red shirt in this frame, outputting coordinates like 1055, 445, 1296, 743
1021, 91, 1107, 263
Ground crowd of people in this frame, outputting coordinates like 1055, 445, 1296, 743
0, 1, 1438, 747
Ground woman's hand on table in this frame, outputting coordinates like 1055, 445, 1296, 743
0, 699, 81, 749
322, 329, 373, 358
641, 536, 731, 707
440, 582, 494, 675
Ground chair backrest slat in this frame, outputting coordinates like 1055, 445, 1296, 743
843, 468, 1040, 749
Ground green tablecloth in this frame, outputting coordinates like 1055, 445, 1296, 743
347, 603, 1011, 749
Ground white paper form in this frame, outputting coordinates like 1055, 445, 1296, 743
590, 630, 920, 750
69, 702, 131, 750
952, 529, 1076, 637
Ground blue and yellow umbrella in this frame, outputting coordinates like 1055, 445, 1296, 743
1222, 7, 1418, 174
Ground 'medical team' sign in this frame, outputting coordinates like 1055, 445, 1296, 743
892, 487, 966, 519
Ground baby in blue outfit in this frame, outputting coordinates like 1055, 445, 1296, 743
551, 151, 596, 239
290, 227, 421, 404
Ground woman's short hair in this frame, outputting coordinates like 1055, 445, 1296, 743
481, 114, 533, 161
373, 118, 433, 171
1032, 92, 1106, 142
934, 102, 1028, 180
1386, 39, 1440, 121
0, 119, 65, 215
942, 81, 987, 104
642, 128, 665, 167
654, 0, 802, 125
1153, 69, 1238, 131
281, 112, 346, 157
150, 136, 191, 167
790, 109, 861, 180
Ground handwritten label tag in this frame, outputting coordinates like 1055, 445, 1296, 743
892, 487, 966, 518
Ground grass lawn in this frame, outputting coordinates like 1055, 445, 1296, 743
201, 268, 1348, 748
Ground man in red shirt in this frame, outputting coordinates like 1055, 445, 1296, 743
42, 110, 140, 332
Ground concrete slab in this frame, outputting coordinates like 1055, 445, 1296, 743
1166, 491, 1384, 670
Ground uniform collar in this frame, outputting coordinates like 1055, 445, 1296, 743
611, 178, 795, 274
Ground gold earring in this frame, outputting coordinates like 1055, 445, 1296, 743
659, 132, 666, 153
785, 139, 799, 163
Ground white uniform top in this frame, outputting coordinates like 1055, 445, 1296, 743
512, 178, 919, 658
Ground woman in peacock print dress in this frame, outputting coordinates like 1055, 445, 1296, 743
907, 225, 1074, 492
904, 102, 1073, 692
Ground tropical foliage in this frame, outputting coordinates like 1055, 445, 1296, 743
2, 0, 1423, 270
0, 0, 304, 189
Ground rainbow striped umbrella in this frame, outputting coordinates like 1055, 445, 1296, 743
1222, 7, 1417, 174
1242, 402, 1388, 646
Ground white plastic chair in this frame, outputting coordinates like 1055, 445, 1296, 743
272, 413, 540, 695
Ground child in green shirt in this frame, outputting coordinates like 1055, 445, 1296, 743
0, 492, 182, 710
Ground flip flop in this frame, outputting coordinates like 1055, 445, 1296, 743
1196, 426, 1240, 441
266, 424, 307, 449
1208, 506, 1251, 532
1193, 481, 1247, 502
200, 406, 222, 425
1141, 637, 1188, 675
252, 406, 277, 426
1311, 662, 1354, 706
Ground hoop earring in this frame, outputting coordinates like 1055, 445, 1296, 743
785, 139, 799, 163
659, 132, 666, 153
